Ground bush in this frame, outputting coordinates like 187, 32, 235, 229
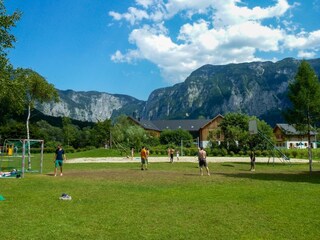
315, 150, 320, 160
238, 150, 245, 156
255, 150, 262, 156
298, 150, 308, 159
183, 148, 190, 156
261, 150, 269, 157
221, 148, 228, 156
210, 148, 227, 156
44, 147, 55, 153
213, 148, 228, 156
85, 146, 96, 151
291, 150, 298, 158
65, 147, 75, 153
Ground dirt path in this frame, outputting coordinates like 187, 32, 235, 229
66, 156, 308, 164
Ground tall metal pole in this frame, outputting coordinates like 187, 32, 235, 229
22, 140, 25, 178
110, 132, 112, 148
40, 140, 44, 174
181, 139, 183, 156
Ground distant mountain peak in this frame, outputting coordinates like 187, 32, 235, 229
37, 58, 320, 126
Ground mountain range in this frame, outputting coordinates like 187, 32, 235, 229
36, 58, 320, 126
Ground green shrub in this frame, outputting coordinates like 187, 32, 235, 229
291, 149, 298, 158
220, 148, 228, 156
261, 150, 269, 157
44, 147, 55, 153
255, 150, 262, 156
65, 147, 75, 153
299, 150, 308, 159
85, 146, 96, 151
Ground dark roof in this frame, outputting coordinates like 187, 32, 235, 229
128, 115, 224, 132
137, 119, 161, 131
275, 124, 316, 135
149, 119, 209, 131
128, 117, 160, 131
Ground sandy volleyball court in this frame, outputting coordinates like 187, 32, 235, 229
66, 156, 308, 164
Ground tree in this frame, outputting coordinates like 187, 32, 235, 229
89, 119, 112, 147
218, 113, 273, 153
14, 68, 59, 169
62, 117, 76, 146
111, 115, 156, 153
34, 120, 63, 143
0, 0, 21, 118
218, 113, 250, 152
160, 129, 193, 146
284, 60, 320, 172
0, 0, 21, 66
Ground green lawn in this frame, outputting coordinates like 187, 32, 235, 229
1, 161, 320, 240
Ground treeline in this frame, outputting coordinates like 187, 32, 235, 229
0, 110, 276, 156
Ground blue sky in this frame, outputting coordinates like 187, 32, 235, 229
5, 0, 320, 100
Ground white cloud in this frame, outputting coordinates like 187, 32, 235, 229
297, 51, 316, 58
109, 7, 149, 25
224, 22, 284, 51
109, 0, 320, 83
111, 50, 141, 63
284, 30, 320, 49
212, 0, 291, 28
135, 0, 153, 9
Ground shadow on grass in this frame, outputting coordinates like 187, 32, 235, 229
218, 171, 320, 184
221, 164, 235, 168
184, 173, 200, 176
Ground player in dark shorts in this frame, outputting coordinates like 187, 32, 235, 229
198, 147, 210, 176
250, 150, 256, 171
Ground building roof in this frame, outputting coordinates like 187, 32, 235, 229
151, 119, 210, 131
200, 114, 224, 129
274, 124, 316, 135
128, 117, 160, 131
137, 119, 161, 131
128, 116, 223, 132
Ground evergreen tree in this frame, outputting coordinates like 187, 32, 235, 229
284, 60, 320, 172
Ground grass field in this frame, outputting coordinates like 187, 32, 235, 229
1, 155, 320, 239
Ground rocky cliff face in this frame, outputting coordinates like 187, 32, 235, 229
142, 58, 320, 125
36, 58, 320, 125
37, 90, 145, 122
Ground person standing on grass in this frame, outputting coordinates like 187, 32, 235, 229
170, 148, 175, 163
198, 147, 210, 176
131, 147, 134, 160
140, 146, 147, 170
54, 144, 66, 176
250, 150, 256, 172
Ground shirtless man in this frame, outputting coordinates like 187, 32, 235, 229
198, 147, 210, 176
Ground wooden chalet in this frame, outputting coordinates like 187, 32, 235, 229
128, 114, 224, 147
273, 124, 317, 149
